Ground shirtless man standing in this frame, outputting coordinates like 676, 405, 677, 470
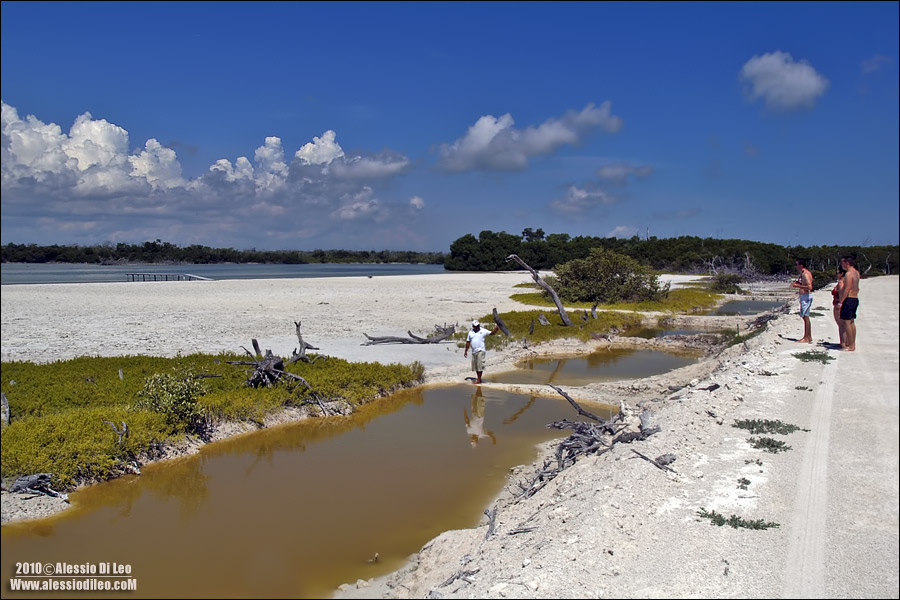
837, 256, 860, 351
790, 258, 814, 343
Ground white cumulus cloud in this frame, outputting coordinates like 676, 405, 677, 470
1, 101, 417, 248
332, 187, 384, 220
295, 130, 345, 165
550, 185, 616, 213
740, 51, 829, 111
128, 139, 185, 189
437, 102, 623, 173
605, 225, 638, 238
328, 153, 411, 179
1, 100, 186, 194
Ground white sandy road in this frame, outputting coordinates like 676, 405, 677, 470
1, 274, 897, 598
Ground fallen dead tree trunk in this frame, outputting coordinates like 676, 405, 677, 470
225, 340, 348, 416
362, 325, 455, 345
506, 253, 574, 327
515, 384, 668, 498
1, 473, 69, 502
227, 340, 312, 391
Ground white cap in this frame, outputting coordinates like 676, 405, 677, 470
472, 320, 480, 327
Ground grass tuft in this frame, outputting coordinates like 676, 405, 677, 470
697, 508, 780, 529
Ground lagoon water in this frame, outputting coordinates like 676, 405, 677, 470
1, 385, 612, 599
0, 263, 446, 285
488, 348, 699, 386
705, 299, 787, 316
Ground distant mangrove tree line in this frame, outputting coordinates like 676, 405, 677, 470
443, 230, 898, 277
2, 232, 897, 278
1, 240, 445, 265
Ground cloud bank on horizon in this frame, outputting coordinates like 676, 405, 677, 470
1, 2, 897, 251
2, 100, 625, 249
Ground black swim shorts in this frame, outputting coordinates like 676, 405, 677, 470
840, 297, 859, 321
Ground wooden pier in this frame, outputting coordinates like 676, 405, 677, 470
125, 273, 213, 282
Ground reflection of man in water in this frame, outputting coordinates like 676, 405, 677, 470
464, 387, 496, 448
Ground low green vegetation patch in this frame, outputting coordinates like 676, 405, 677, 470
793, 350, 835, 364
733, 419, 808, 435
697, 508, 780, 530
455, 309, 645, 350
1, 353, 424, 490
510, 285, 720, 314
748, 436, 792, 453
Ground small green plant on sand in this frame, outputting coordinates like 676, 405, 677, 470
793, 350, 834, 364
748, 436, 792, 453
733, 419, 809, 435
737, 477, 751, 490
697, 508, 779, 530
795, 385, 811, 391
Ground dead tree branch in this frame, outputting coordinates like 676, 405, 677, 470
631, 449, 678, 473
362, 325, 455, 345
515, 385, 666, 498
547, 383, 614, 424
227, 341, 312, 391
289, 321, 326, 364
506, 254, 573, 327
103, 420, 129, 445
492, 308, 511, 336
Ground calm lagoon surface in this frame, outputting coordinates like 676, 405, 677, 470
1, 385, 607, 599
0, 263, 447, 285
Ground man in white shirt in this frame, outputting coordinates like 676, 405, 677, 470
463, 320, 500, 384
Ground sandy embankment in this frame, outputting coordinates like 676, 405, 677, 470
2, 274, 896, 599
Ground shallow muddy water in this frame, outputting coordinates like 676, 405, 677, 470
704, 299, 786, 316
1, 385, 613, 598
486, 348, 699, 386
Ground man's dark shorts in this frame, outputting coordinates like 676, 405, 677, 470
840, 297, 859, 321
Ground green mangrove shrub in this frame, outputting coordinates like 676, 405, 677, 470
553, 248, 669, 304
710, 273, 744, 294
135, 370, 208, 434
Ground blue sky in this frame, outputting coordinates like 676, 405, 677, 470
2, 1, 897, 252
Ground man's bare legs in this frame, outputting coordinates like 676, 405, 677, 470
843, 318, 856, 351
798, 316, 812, 343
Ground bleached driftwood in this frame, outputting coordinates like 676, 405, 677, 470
506, 254, 574, 327
227, 340, 312, 391
289, 321, 326, 364
362, 325, 455, 346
